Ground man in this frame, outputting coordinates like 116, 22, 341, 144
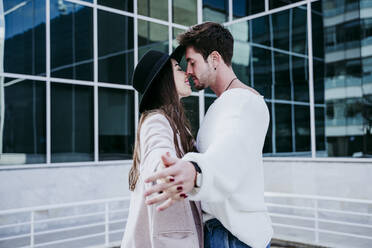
144, 22, 273, 248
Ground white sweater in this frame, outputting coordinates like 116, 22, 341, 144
183, 88, 273, 248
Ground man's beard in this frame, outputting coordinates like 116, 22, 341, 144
194, 83, 206, 91
194, 69, 211, 91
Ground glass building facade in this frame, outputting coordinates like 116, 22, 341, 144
0, 0, 371, 167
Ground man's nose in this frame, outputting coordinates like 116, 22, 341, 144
186, 66, 193, 76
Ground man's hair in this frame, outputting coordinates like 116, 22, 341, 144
177, 22, 234, 66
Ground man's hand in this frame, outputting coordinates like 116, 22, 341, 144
144, 153, 196, 211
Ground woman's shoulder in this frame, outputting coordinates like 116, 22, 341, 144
142, 110, 169, 125
141, 110, 172, 133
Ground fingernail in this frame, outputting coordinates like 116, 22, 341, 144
177, 186, 183, 191
169, 178, 174, 182
180, 193, 186, 198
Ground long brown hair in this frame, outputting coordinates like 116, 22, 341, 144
129, 60, 194, 191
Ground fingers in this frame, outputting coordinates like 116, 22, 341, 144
145, 166, 177, 184
165, 176, 175, 183
146, 184, 187, 206
161, 153, 179, 167
146, 188, 186, 206
155, 193, 188, 211
165, 185, 184, 200
146, 190, 173, 205
144, 180, 177, 197
172, 192, 187, 201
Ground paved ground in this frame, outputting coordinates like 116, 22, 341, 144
271, 239, 329, 248
113, 239, 327, 248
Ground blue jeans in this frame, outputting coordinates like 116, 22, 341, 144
204, 218, 271, 248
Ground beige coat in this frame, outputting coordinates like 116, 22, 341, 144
121, 113, 203, 248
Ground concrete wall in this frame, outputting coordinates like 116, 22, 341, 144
1, 158, 371, 210
0, 162, 131, 210
263, 158, 372, 200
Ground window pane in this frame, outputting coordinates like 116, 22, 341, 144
293, 56, 309, 102
138, 20, 168, 60
270, 0, 302, 9
51, 83, 94, 163
233, 0, 265, 19
295, 105, 311, 152
173, 0, 197, 26
251, 6, 307, 55
203, 0, 228, 23
230, 21, 251, 88
312, 1, 324, 61
1, 78, 46, 165
274, 52, 291, 100
315, 106, 326, 153
181, 96, 199, 138
251, 15, 270, 47
138, 0, 167, 21
98, 11, 134, 85
292, 7, 307, 55
275, 103, 292, 153
272, 10, 289, 51
172, 28, 185, 49
99, 88, 134, 161
3, 0, 46, 76
252, 46, 272, 98
313, 59, 325, 105
51, 0, 93, 81
97, 0, 133, 12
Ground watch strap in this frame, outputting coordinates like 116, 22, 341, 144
190, 161, 201, 173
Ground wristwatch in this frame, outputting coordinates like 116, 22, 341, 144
190, 161, 202, 188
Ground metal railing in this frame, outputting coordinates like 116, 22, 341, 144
265, 192, 372, 248
0, 197, 130, 248
1, 193, 372, 248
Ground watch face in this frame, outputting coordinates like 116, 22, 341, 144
196, 172, 202, 188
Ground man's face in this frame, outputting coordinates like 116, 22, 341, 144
185, 46, 214, 91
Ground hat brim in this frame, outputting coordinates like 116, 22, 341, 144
139, 46, 185, 113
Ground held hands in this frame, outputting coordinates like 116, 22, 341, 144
144, 152, 196, 211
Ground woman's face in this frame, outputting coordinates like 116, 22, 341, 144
171, 58, 191, 99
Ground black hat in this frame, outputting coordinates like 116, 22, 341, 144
132, 46, 185, 113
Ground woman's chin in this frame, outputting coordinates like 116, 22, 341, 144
179, 91, 192, 99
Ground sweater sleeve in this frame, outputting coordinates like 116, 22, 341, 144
139, 113, 178, 185
183, 95, 270, 202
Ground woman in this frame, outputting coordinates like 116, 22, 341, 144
121, 47, 203, 248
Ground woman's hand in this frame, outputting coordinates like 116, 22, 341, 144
144, 153, 196, 211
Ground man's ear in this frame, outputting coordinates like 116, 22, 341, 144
209, 51, 221, 68
210, 51, 221, 62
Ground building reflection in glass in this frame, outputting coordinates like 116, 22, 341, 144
225, 5, 311, 156
318, 0, 372, 157
223, 1, 372, 157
